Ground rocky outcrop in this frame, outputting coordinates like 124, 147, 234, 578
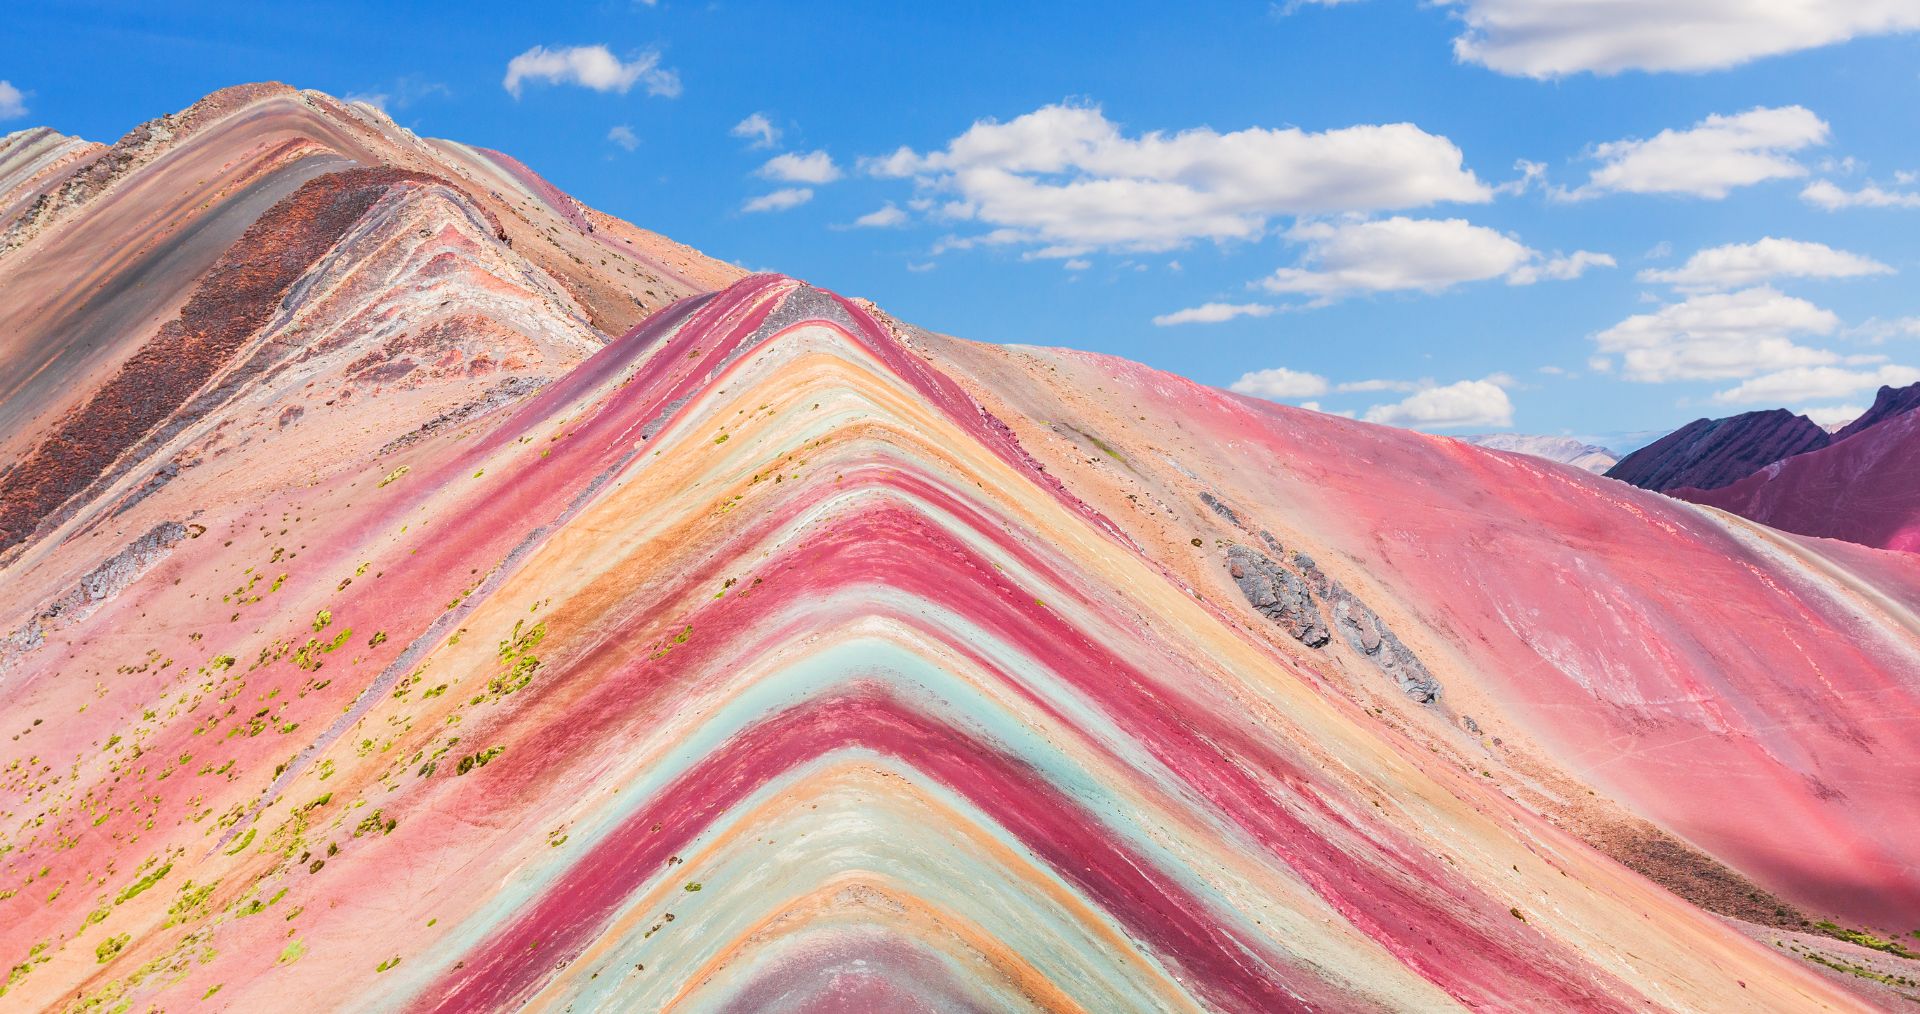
1225, 545, 1329, 646
1604, 409, 1829, 492
0, 520, 192, 674
1293, 552, 1442, 704
1224, 542, 1440, 703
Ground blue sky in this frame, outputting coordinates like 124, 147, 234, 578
8, 1, 1920, 443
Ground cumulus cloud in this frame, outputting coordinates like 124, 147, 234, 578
1564, 106, 1828, 200
1591, 286, 1841, 382
1337, 378, 1421, 393
851, 203, 908, 228
759, 150, 842, 184
0, 81, 26, 120
1362, 378, 1515, 429
607, 125, 639, 151
1801, 178, 1920, 209
1639, 237, 1892, 290
1714, 364, 1920, 404
731, 112, 780, 149
1229, 367, 1330, 400
1506, 250, 1617, 285
1440, 0, 1920, 77
1152, 302, 1276, 326
863, 102, 1491, 255
504, 45, 681, 99
742, 188, 813, 213
1255, 217, 1604, 299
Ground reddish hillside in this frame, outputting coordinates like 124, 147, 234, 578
1681, 407, 1920, 552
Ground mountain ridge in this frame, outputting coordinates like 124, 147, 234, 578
1603, 408, 1830, 492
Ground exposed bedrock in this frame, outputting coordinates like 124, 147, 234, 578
1222, 539, 1441, 704
1225, 544, 1329, 647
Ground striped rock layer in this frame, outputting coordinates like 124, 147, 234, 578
1, 86, 1918, 1012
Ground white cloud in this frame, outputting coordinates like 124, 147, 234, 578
345, 76, 449, 115
0, 81, 26, 120
1507, 250, 1617, 285
742, 188, 813, 213
1848, 316, 1920, 343
731, 112, 780, 149
1063, 258, 1092, 271
1801, 178, 1920, 209
1255, 217, 1601, 299
759, 150, 842, 184
607, 125, 639, 151
504, 45, 681, 98
1153, 302, 1276, 326
863, 102, 1491, 255
1441, 0, 1920, 77
1229, 367, 1330, 400
1337, 378, 1421, 393
1713, 364, 1920, 404
1800, 404, 1866, 429
1563, 106, 1828, 200
1592, 286, 1841, 382
1363, 378, 1514, 429
851, 203, 908, 228
1639, 237, 1892, 290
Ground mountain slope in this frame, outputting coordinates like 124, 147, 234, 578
1604, 409, 1830, 492
1681, 406, 1920, 552
0, 86, 1916, 1011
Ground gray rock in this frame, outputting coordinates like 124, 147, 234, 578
1198, 491, 1240, 526
1294, 553, 1441, 704
1225, 545, 1330, 648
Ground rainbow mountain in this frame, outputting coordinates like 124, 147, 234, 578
1, 85, 1917, 1012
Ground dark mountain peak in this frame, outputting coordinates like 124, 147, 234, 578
1834, 380, 1920, 441
1604, 409, 1829, 492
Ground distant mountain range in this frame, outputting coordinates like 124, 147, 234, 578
1606, 383, 1920, 553
1457, 434, 1619, 472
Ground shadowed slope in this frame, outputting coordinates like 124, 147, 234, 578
1605, 409, 1829, 492
1682, 408, 1920, 553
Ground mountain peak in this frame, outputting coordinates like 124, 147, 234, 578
1604, 408, 1829, 492
1834, 380, 1920, 441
